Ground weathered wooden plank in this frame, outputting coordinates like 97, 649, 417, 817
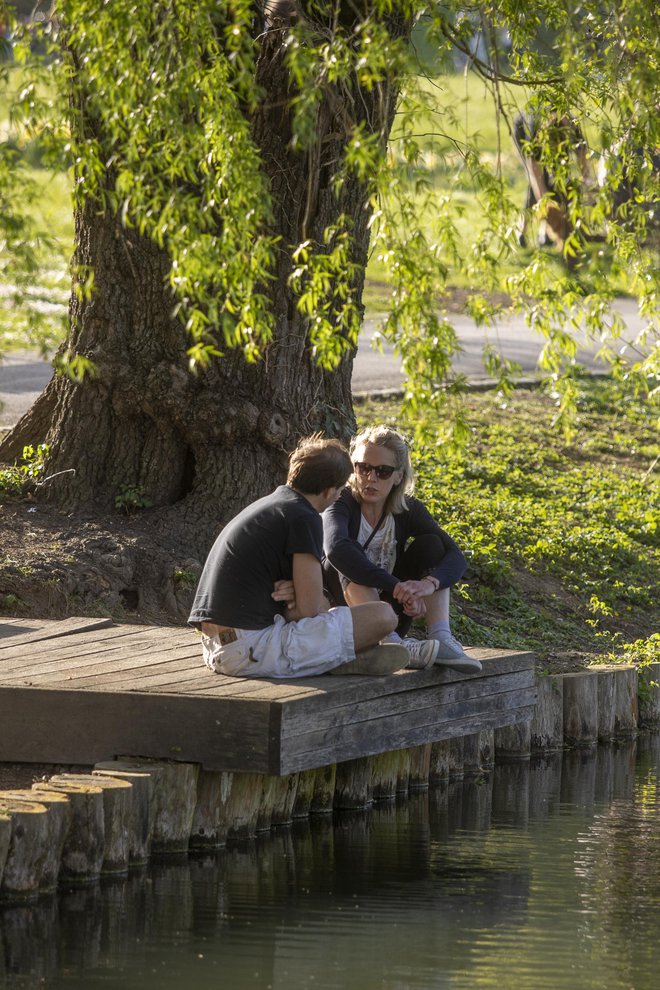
58, 654, 210, 688
173, 651, 532, 704
0, 686, 282, 774
0, 617, 115, 650
2, 648, 202, 686
151, 673, 300, 699
0, 618, 61, 640
285, 682, 535, 754
139, 665, 532, 704
0, 627, 192, 672
0, 643, 160, 681
0, 623, 141, 654
280, 668, 536, 738
280, 704, 537, 775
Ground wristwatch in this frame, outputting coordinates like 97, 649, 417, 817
425, 575, 440, 591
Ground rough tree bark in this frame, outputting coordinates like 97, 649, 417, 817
0, 9, 407, 616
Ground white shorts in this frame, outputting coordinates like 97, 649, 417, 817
201, 608, 356, 679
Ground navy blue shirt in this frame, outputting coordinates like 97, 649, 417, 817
322, 488, 467, 593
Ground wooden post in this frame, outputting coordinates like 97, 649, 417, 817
32, 780, 105, 884
292, 770, 316, 819
334, 757, 373, 810
220, 772, 262, 842
310, 764, 336, 815
595, 668, 617, 743
408, 745, 431, 791
614, 665, 638, 737
562, 672, 598, 747
0, 799, 58, 899
369, 752, 400, 801
495, 721, 532, 760
256, 775, 280, 833
639, 662, 660, 729
0, 790, 71, 892
55, 774, 131, 875
478, 729, 495, 769
93, 765, 154, 865
448, 737, 465, 777
117, 758, 199, 853
270, 774, 299, 826
188, 770, 227, 850
463, 734, 482, 776
429, 740, 450, 786
531, 675, 564, 751
396, 749, 411, 793
0, 812, 10, 887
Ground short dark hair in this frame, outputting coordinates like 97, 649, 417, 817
287, 435, 352, 495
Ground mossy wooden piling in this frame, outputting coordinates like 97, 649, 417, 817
32, 780, 105, 884
0, 800, 57, 899
57, 774, 131, 875
639, 663, 660, 728
0, 790, 70, 893
92, 765, 154, 864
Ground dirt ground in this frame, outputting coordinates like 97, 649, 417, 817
0, 495, 198, 625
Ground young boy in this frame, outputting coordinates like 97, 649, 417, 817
188, 436, 408, 678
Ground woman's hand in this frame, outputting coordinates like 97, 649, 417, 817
393, 578, 437, 607
272, 579, 296, 612
402, 596, 427, 619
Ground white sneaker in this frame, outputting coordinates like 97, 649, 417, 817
401, 637, 440, 670
435, 634, 482, 673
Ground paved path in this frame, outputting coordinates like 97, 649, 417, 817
0, 298, 647, 428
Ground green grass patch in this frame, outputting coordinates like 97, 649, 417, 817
358, 377, 659, 671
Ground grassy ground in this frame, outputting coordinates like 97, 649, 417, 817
0, 376, 657, 675
357, 377, 659, 673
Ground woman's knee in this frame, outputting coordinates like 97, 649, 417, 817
399, 536, 445, 579
344, 582, 380, 606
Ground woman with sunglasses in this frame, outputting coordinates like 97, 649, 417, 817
322, 425, 482, 673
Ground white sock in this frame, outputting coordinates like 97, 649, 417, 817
382, 632, 402, 644
428, 620, 451, 640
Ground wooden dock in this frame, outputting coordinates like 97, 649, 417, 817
0, 618, 536, 775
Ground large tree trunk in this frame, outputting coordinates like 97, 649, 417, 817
0, 13, 403, 616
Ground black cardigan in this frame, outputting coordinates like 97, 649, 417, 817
322, 488, 467, 596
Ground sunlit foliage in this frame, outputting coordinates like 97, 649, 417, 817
0, 0, 658, 424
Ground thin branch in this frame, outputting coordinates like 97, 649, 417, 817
439, 21, 563, 88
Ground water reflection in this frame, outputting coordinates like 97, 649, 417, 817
1, 736, 658, 990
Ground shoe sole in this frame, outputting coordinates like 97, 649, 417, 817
434, 655, 483, 673
330, 644, 409, 676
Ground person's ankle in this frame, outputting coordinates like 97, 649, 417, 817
428, 620, 450, 640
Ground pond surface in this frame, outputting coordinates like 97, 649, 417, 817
1, 735, 658, 990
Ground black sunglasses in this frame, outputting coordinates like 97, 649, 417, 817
353, 461, 397, 480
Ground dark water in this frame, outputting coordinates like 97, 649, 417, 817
1, 736, 659, 990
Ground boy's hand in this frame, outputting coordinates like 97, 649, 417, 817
272, 579, 296, 611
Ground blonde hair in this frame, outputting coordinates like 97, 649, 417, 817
349, 425, 414, 515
